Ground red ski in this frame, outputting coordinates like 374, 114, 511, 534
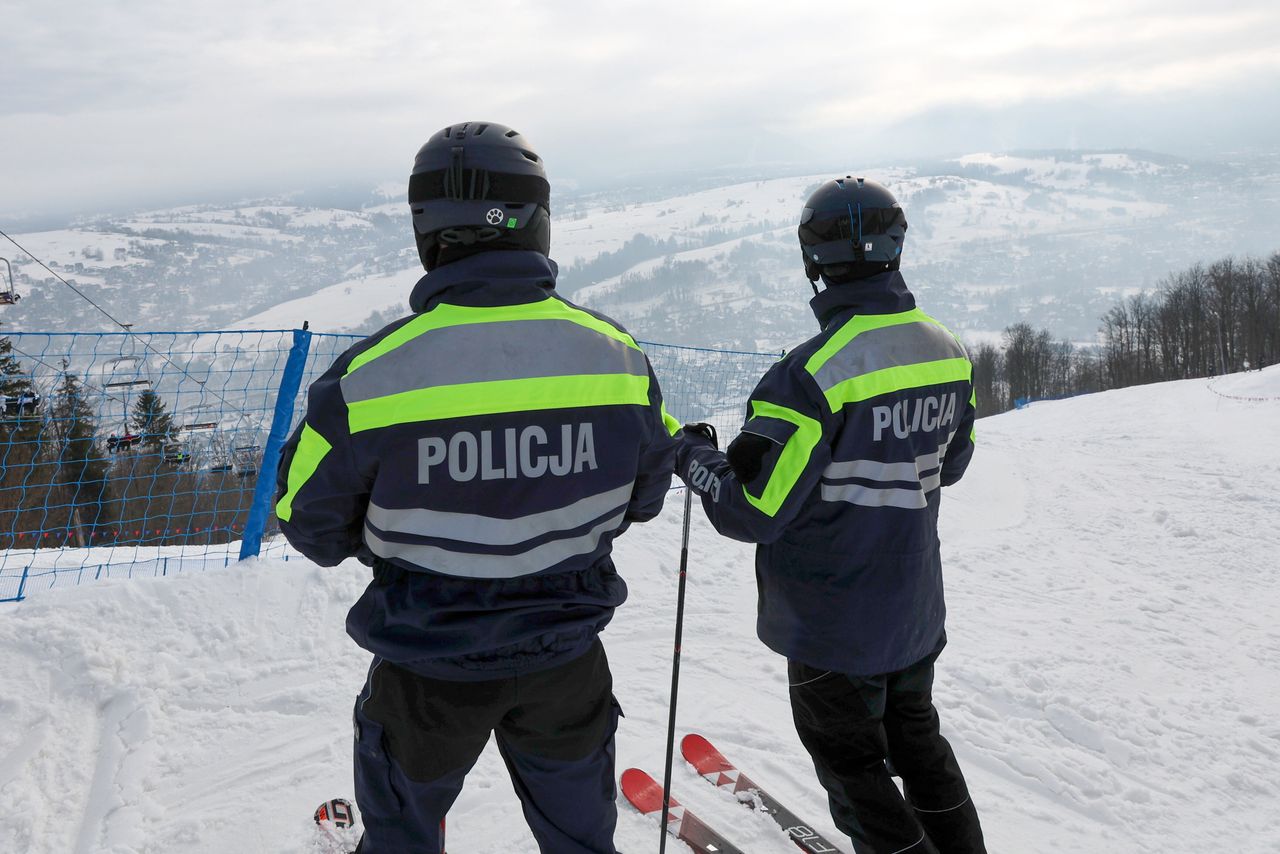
620, 767, 746, 854
682, 734, 846, 853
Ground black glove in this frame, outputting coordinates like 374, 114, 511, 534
681, 422, 718, 449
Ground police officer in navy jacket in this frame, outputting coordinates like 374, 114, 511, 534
676, 178, 986, 854
277, 122, 677, 854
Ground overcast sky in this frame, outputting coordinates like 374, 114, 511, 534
3, 0, 1279, 220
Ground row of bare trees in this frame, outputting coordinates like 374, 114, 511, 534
1100, 256, 1279, 385
971, 253, 1279, 416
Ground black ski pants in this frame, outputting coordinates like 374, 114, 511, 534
352, 640, 622, 854
788, 649, 986, 854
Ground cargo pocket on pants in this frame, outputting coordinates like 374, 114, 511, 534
354, 713, 404, 820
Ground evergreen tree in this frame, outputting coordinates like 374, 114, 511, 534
0, 338, 49, 548
130, 388, 174, 447
0, 337, 38, 428
50, 362, 111, 546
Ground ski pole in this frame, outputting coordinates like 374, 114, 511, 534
659, 485, 694, 854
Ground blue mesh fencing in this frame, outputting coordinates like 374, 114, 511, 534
638, 340, 780, 440
0, 329, 777, 602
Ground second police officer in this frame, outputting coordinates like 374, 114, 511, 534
675, 178, 987, 854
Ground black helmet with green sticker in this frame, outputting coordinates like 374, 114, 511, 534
408, 122, 551, 270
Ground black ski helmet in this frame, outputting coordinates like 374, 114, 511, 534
408, 121, 551, 270
797, 177, 907, 285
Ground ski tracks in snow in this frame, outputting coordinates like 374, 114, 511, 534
940, 377, 1280, 852
0, 559, 370, 854
2, 370, 1278, 852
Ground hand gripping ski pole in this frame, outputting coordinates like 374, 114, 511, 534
659, 486, 694, 854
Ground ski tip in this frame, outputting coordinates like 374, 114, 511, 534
314, 797, 356, 828
620, 768, 678, 814
681, 733, 731, 774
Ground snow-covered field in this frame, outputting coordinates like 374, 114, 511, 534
1, 367, 1278, 853
233, 268, 420, 332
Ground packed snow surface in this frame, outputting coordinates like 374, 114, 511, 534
1, 368, 1278, 853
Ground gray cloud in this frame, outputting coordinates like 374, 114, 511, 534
1, 0, 1277, 218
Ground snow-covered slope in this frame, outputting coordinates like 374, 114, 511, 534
1, 367, 1278, 853
232, 267, 420, 332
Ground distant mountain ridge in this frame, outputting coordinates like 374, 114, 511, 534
5, 150, 1277, 350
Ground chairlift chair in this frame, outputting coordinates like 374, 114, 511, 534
101, 340, 152, 394
107, 433, 143, 452
162, 443, 190, 467
0, 258, 20, 305
179, 403, 218, 433
3, 391, 41, 415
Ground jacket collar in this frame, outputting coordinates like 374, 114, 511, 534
808, 271, 917, 329
409, 251, 559, 312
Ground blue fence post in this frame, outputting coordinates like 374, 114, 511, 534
239, 327, 313, 561
15, 566, 29, 602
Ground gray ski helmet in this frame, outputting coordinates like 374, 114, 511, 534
797, 177, 907, 283
407, 121, 550, 269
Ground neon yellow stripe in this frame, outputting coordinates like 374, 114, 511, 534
660, 403, 680, 437
348, 374, 651, 433
741, 400, 822, 517
347, 299, 640, 376
804, 308, 928, 376
275, 425, 332, 523
969, 385, 977, 443
822, 357, 973, 411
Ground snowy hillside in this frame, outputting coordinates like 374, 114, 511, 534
2, 204, 413, 334
1, 372, 1278, 852
6, 150, 1278, 347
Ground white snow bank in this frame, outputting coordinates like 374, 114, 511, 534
1210, 362, 1280, 399
1, 370, 1278, 852
233, 268, 420, 333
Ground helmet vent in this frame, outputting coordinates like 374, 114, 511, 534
475, 123, 489, 135
505, 129, 519, 138
521, 150, 540, 162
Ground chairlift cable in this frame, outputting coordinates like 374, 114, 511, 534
4, 339, 127, 405
0, 227, 240, 411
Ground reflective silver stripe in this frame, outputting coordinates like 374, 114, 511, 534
820, 482, 927, 509
824, 459, 922, 482
823, 428, 957, 486
812, 322, 963, 393
913, 794, 971, 814
365, 482, 634, 547
363, 512, 626, 579
340, 319, 648, 404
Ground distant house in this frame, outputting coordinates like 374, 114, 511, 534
114, 247, 128, 261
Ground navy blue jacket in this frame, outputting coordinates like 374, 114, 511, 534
277, 251, 677, 679
676, 272, 975, 675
